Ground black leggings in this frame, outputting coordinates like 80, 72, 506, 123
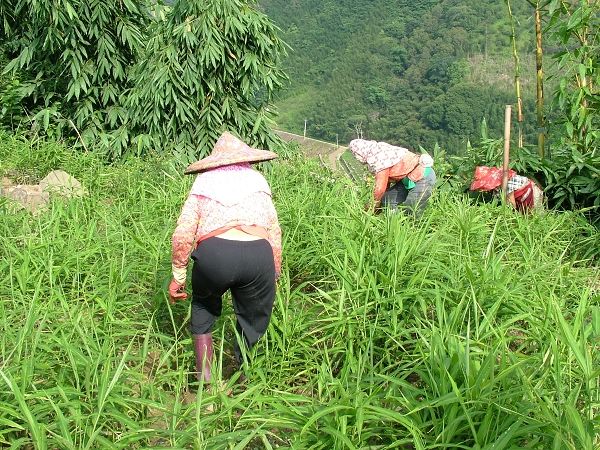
190, 236, 276, 361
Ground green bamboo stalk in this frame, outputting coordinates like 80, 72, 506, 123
506, 0, 524, 148
534, 3, 546, 158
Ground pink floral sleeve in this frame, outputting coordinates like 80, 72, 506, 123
172, 194, 202, 276
265, 203, 282, 279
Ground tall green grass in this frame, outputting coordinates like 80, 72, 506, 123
0, 134, 598, 449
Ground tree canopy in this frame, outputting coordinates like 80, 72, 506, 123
261, 0, 536, 152
0, 0, 287, 159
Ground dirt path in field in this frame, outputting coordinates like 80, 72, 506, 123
275, 130, 346, 171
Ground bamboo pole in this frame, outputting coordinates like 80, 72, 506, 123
502, 105, 512, 196
506, 0, 524, 147
534, 4, 545, 158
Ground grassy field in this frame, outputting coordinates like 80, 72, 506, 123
338, 149, 367, 182
0, 134, 599, 449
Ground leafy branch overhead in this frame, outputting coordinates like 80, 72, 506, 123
0, 0, 289, 159
127, 0, 289, 159
2, 0, 150, 148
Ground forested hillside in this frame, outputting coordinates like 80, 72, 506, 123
260, 0, 537, 153
1, 0, 597, 212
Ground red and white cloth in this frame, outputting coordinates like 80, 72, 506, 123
470, 166, 543, 211
349, 139, 412, 173
469, 166, 517, 191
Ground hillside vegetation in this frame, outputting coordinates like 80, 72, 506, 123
1, 1, 597, 214
260, 0, 538, 151
0, 135, 598, 448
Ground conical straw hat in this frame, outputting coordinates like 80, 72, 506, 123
184, 132, 278, 175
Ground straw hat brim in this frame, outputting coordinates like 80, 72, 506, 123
184, 149, 278, 175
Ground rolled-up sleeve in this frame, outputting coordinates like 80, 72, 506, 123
373, 168, 390, 202
171, 194, 202, 283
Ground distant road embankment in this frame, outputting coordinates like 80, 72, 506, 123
275, 130, 346, 170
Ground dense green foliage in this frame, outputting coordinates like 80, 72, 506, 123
1, 136, 598, 448
260, 0, 536, 150
126, 0, 288, 159
548, 0, 599, 155
0, 0, 287, 158
1, 0, 150, 143
542, 0, 600, 212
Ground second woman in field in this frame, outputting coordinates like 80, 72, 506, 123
349, 138, 436, 215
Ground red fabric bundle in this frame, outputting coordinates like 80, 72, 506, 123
470, 166, 516, 191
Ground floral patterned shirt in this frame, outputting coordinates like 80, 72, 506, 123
171, 165, 282, 284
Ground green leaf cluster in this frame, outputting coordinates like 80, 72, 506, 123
542, 0, 599, 213
126, 0, 288, 159
547, 0, 599, 155
1, 0, 151, 150
0, 0, 288, 159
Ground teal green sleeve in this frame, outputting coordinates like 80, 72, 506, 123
402, 167, 432, 190
402, 177, 416, 190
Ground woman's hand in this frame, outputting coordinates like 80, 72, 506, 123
168, 279, 188, 304
364, 200, 382, 214
506, 191, 517, 208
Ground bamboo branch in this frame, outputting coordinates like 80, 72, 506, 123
535, 2, 545, 158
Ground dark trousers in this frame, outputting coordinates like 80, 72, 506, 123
190, 237, 276, 364
381, 169, 436, 215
